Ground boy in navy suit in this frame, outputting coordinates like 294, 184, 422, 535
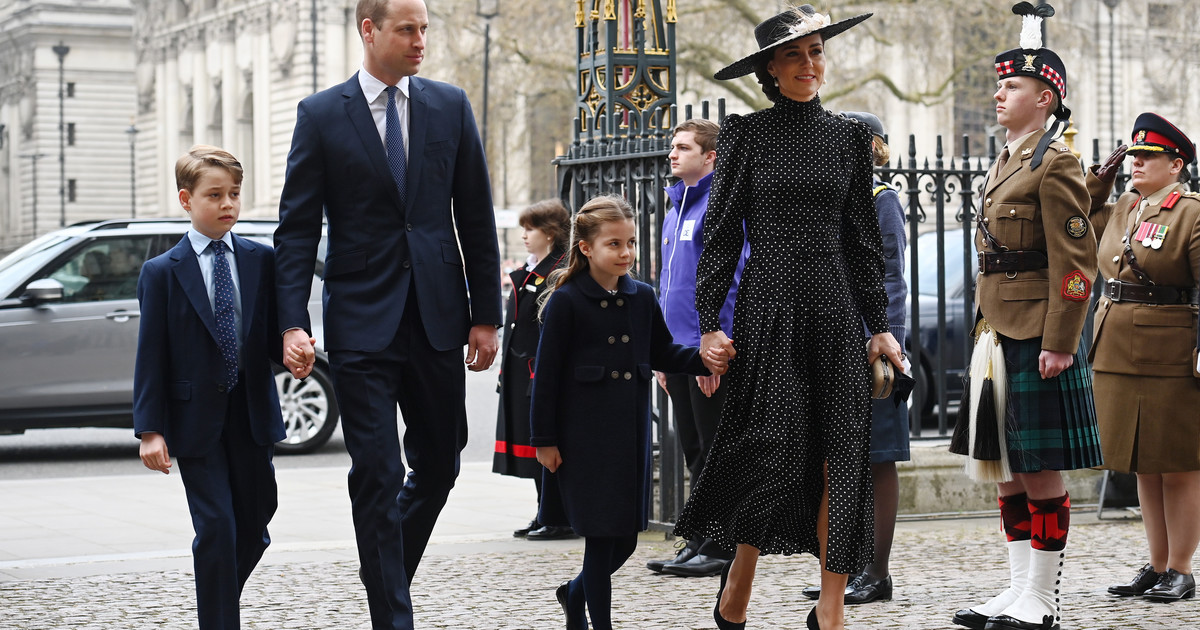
134, 145, 314, 629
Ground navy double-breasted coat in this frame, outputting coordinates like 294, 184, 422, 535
530, 273, 707, 537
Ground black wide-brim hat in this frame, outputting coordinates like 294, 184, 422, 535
1128, 112, 1195, 164
714, 5, 872, 81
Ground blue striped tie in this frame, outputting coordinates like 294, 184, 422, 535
209, 240, 239, 389
385, 85, 407, 205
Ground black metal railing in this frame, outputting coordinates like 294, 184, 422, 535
554, 102, 1200, 527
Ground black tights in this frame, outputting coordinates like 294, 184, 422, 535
566, 534, 638, 630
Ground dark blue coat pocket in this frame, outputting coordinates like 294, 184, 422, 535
574, 366, 604, 382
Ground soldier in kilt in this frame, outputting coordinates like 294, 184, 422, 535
949, 4, 1101, 630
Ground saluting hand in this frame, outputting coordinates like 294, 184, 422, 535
1095, 144, 1129, 183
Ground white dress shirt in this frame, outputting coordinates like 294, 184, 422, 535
187, 230, 243, 342
358, 67, 411, 162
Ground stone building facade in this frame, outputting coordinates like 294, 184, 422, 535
2, 1, 1199, 255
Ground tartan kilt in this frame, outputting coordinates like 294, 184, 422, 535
1001, 334, 1103, 473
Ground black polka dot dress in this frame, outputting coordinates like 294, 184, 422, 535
673, 96, 890, 575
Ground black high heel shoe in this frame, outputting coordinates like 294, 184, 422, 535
807, 607, 820, 630
713, 561, 746, 630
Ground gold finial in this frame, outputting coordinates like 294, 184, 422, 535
604, 0, 616, 20
1063, 118, 1080, 159
635, 0, 646, 20
575, 0, 584, 28
666, 0, 676, 22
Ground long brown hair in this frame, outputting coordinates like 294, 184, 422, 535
537, 194, 636, 319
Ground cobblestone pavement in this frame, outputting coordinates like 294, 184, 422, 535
3, 516, 1197, 629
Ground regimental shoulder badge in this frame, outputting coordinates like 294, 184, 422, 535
535, 276, 545, 285
1062, 270, 1090, 302
1065, 216, 1088, 238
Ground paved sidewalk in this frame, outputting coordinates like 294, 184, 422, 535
1, 462, 1197, 629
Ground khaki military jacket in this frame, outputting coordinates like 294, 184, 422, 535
1086, 178, 1200, 377
975, 133, 1097, 353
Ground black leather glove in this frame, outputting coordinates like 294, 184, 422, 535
1095, 144, 1128, 183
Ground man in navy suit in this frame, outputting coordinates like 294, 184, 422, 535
135, 145, 313, 629
273, 0, 502, 627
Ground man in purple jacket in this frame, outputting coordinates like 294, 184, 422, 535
648, 118, 749, 578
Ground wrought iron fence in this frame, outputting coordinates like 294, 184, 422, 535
553, 100, 1200, 527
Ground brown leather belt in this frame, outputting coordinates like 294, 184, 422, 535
1103, 279, 1198, 305
978, 250, 1049, 274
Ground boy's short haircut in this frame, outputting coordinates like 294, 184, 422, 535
673, 118, 720, 154
175, 144, 243, 192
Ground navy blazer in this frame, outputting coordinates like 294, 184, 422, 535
132, 234, 286, 458
274, 74, 502, 353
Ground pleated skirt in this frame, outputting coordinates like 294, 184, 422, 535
1001, 335, 1103, 473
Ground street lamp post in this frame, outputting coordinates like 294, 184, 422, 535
1103, 0, 1121, 150
20, 153, 48, 238
125, 123, 139, 218
476, 0, 499, 157
52, 42, 69, 227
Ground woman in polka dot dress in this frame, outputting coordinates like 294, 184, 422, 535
672, 7, 903, 630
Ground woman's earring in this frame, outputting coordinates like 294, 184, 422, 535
773, 76, 779, 87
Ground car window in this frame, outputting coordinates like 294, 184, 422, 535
911, 230, 977, 297
35, 236, 156, 303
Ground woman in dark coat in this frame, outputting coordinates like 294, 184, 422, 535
671, 7, 903, 630
530, 195, 712, 630
492, 199, 571, 539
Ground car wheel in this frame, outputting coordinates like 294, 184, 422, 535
273, 362, 340, 454
909, 358, 936, 427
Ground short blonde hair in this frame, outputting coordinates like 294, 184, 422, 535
175, 145, 243, 193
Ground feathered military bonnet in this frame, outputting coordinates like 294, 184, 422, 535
714, 5, 871, 81
995, 2, 1070, 170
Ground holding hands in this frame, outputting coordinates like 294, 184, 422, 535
282, 329, 316, 379
701, 330, 736, 376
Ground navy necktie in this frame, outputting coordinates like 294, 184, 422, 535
209, 240, 239, 388
385, 85, 408, 205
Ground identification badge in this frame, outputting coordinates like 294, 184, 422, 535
679, 219, 697, 241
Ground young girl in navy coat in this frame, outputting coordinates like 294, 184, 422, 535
530, 194, 724, 630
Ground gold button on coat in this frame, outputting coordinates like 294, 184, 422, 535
621, 335, 630, 343
610, 371, 619, 379
608, 336, 616, 344
623, 372, 632, 380
600, 300, 608, 308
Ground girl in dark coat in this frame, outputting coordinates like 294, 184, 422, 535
530, 195, 718, 630
492, 199, 572, 539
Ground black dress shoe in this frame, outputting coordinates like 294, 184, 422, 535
1142, 568, 1196, 602
807, 606, 820, 630
951, 608, 989, 630
713, 561, 745, 630
555, 581, 585, 630
513, 518, 541, 538
662, 554, 730, 577
802, 572, 866, 602
526, 525, 578, 540
983, 613, 1058, 630
1107, 563, 1162, 596
647, 540, 698, 573
845, 574, 892, 604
